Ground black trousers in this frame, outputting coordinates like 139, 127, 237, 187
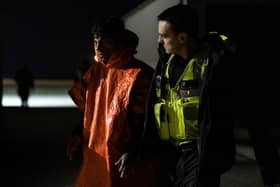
159, 141, 221, 187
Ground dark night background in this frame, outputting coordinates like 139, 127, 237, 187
206, 1, 280, 119
1, 0, 280, 83
0, 0, 145, 79
1, 0, 280, 186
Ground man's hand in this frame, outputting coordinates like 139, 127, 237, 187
66, 135, 82, 160
115, 153, 129, 178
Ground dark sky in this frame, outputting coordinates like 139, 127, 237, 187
0, 0, 144, 79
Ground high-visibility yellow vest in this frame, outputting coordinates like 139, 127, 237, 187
154, 54, 207, 144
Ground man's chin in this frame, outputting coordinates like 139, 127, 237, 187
96, 56, 108, 64
164, 48, 171, 54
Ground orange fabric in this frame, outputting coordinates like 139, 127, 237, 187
69, 43, 157, 186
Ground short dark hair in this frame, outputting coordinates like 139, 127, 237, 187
92, 16, 126, 44
158, 4, 199, 37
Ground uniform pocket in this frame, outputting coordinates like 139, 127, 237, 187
154, 102, 170, 140
179, 97, 199, 140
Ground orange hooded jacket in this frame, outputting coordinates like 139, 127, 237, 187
68, 30, 158, 187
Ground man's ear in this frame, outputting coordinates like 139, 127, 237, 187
178, 32, 188, 44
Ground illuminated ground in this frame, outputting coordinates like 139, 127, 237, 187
2, 79, 75, 107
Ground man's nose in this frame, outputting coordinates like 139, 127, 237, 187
95, 41, 103, 51
158, 36, 162, 44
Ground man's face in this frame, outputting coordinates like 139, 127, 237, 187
94, 34, 116, 64
158, 20, 183, 55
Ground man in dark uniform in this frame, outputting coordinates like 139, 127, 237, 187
140, 4, 236, 187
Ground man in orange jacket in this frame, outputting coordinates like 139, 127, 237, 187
67, 17, 158, 187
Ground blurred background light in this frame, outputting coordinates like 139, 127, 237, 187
2, 79, 76, 108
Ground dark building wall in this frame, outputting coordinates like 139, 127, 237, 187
1, 0, 92, 79
0, 0, 146, 80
